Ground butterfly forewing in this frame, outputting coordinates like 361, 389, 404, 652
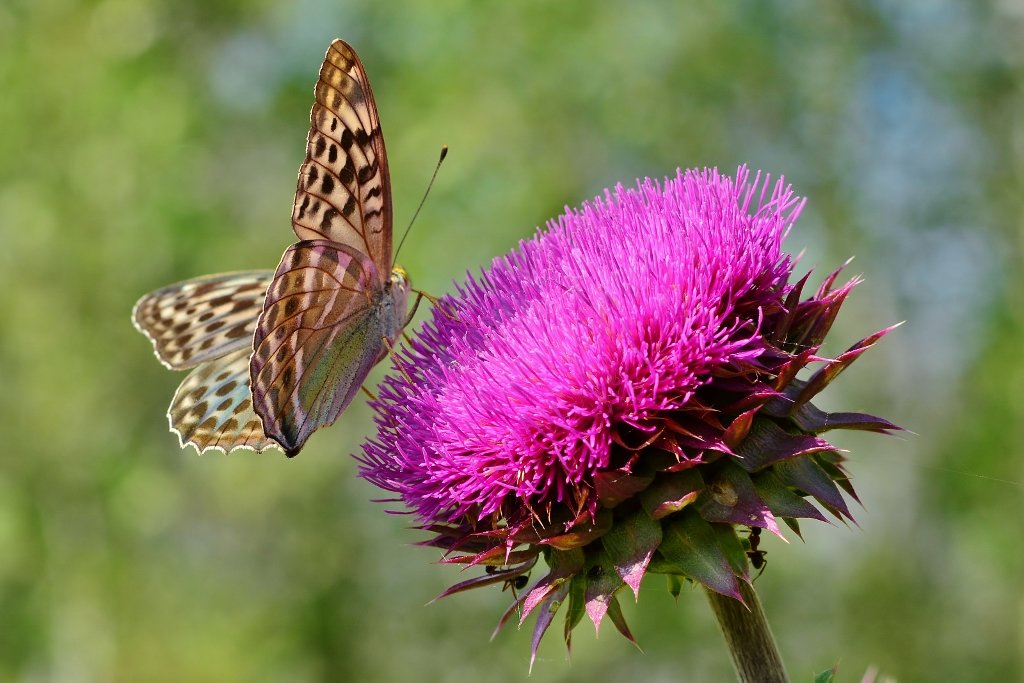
251, 240, 387, 455
133, 271, 273, 370
169, 347, 279, 453
291, 39, 392, 281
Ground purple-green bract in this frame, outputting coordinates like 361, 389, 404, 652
359, 166, 896, 655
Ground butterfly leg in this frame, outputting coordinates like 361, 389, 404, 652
360, 385, 379, 402
381, 336, 415, 384
404, 290, 425, 327
410, 288, 463, 325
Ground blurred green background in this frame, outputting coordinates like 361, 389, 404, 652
1, 0, 1021, 681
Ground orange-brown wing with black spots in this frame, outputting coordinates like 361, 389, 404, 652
291, 39, 392, 281
132, 271, 273, 370
168, 347, 279, 454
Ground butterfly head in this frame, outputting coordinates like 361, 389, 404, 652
389, 265, 410, 293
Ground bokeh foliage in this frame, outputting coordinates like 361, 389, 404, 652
1, 0, 1021, 681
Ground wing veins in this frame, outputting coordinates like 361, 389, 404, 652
321, 47, 378, 132
279, 312, 376, 438
313, 78, 375, 152
308, 79, 382, 264
258, 304, 373, 389
299, 140, 379, 259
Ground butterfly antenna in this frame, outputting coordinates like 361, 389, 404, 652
394, 145, 448, 262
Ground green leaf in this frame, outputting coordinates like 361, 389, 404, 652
530, 581, 571, 673
752, 470, 828, 522
698, 461, 781, 536
659, 509, 743, 602
640, 470, 704, 520
712, 523, 750, 581
796, 325, 899, 407
563, 574, 587, 651
776, 456, 852, 521
601, 508, 662, 598
594, 470, 654, 507
813, 664, 838, 683
666, 574, 684, 598
520, 548, 583, 623
606, 595, 640, 649
540, 509, 614, 549
583, 550, 626, 632
735, 419, 834, 472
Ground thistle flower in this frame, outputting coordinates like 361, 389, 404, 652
359, 167, 897, 660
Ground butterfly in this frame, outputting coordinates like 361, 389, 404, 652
133, 39, 411, 456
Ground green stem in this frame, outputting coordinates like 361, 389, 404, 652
704, 582, 790, 683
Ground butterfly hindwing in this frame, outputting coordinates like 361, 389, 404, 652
169, 347, 278, 453
291, 39, 392, 280
133, 271, 273, 370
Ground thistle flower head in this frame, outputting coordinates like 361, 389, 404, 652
359, 167, 897, 657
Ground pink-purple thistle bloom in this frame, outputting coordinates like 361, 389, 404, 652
359, 166, 897, 657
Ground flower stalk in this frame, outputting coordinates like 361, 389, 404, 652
706, 581, 789, 683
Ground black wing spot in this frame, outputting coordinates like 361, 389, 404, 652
321, 174, 334, 195
314, 137, 326, 158
307, 165, 319, 188
321, 207, 339, 229
342, 195, 356, 218
193, 282, 218, 296
297, 195, 310, 218
328, 144, 338, 164
357, 163, 376, 184
340, 129, 355, 150
225, 324, 249, 340
340, 158, 355, 185
330, 117, 338, 132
